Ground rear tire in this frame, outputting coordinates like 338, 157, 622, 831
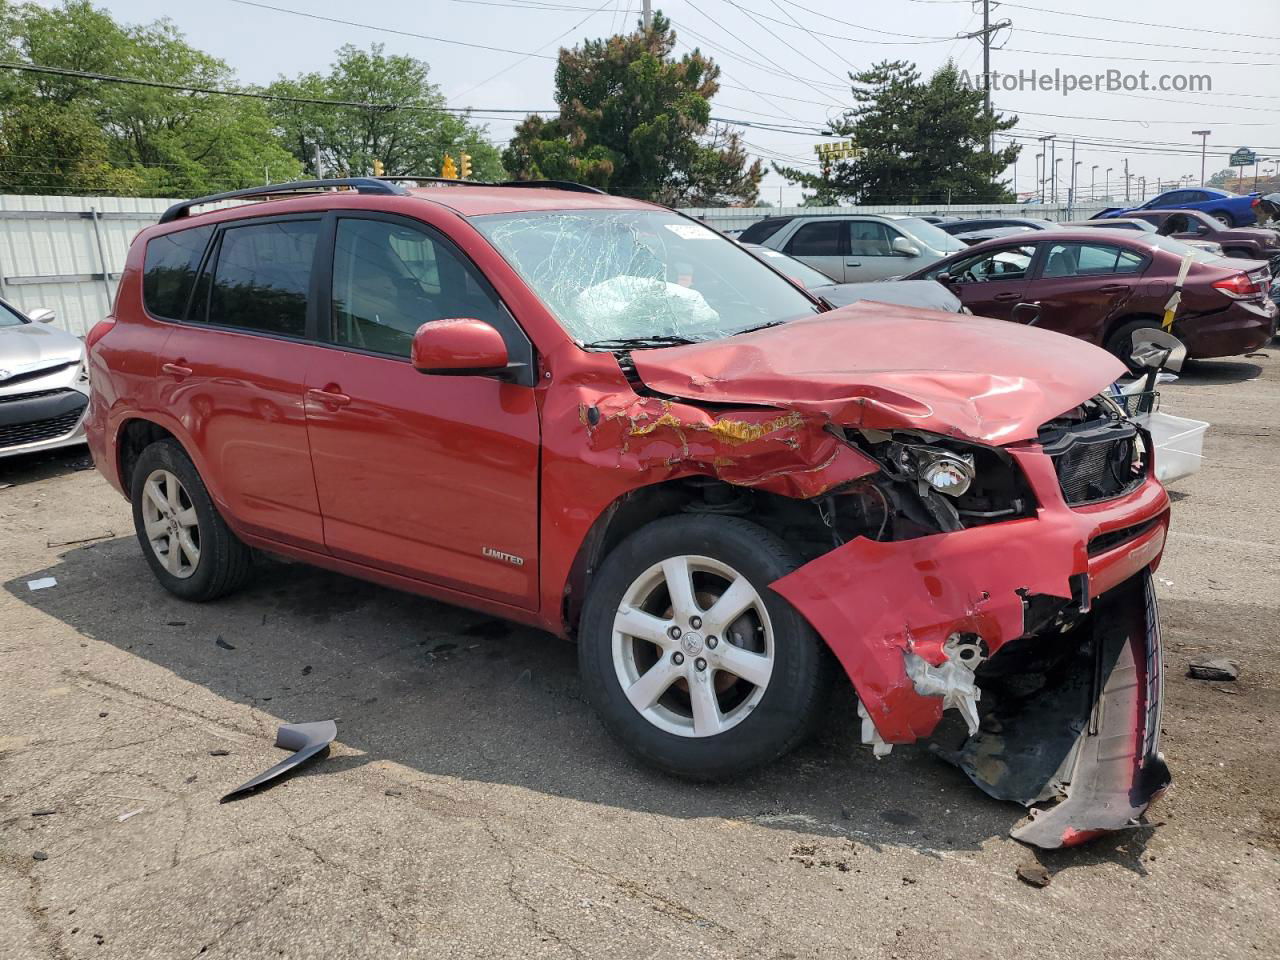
130, 440, 252, 601
578, 514, 833, 780
1106, 319, 1182, 373
1210, 211, 1233, 228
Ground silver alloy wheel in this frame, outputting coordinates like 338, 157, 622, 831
141, 468, 201, 579
1213, 213, 1232, 227
612, 554, 775, 738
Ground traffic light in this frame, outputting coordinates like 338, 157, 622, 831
441, 154, 458, 179
460, 152, 472, 179
372, 158, 384, 177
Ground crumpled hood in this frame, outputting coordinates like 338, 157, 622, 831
0, 322, 83, 381
632, 301, 1126, 445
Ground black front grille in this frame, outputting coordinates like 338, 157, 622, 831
1088, 516, 1161, 556
1040, 419, 1145, 506
0, 408, 83, 449
0, 387, 72, 405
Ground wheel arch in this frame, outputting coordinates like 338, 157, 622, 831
116, 418, 180, 502
560, 477, 834, 638
1102, 311, 1165, 350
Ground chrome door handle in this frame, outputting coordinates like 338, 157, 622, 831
161, 362, 193, 378
306, 387, 351, 408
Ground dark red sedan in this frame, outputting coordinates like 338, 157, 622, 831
904, 229, 1276, 362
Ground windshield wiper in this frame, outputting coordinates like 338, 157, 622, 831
731, 319, 788, 336
581, 335, 700, 350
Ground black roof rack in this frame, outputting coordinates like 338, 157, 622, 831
379, 176, 605, 195
158, 178, 409, 224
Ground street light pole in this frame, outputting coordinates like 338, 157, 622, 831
1091, 165, 1098, 202
1193, 129, 1211, 186
1054, 158, 1063, 204
1035, 153, 1044, 204
1037, 134, 1055, 204
1106, 166, 1112, 200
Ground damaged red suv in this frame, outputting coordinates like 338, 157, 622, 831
85, 179, 1172, 848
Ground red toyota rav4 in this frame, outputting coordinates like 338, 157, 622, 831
85, 179, 1172, 848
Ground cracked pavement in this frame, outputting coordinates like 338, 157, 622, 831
2, 352, 1279, 959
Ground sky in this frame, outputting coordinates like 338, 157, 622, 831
39, 0, 1280, 205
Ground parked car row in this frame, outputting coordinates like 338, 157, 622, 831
731, 203, 1278, 365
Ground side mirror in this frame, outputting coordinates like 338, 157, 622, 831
936, 272, 956, 285
411, 318, 511, 377
891, 237, 920, 257
1130, 328, 1186, 373
1196, 224, 1210, 235
28, 307, 55, 324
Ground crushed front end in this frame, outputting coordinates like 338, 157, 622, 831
771, 393, 1172, 849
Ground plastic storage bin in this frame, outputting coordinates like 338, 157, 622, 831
1137, 410, 1208, 485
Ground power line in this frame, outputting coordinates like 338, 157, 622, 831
448, 0, 616, 102
227, 0, 557, 59
994, 2, 1280, 42
0, 60, 556, 114
1000, 45, 1279, 67
681, 2, 847, 102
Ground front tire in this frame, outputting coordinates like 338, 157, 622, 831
130, 440, 252, 601
579, 515, 833, 780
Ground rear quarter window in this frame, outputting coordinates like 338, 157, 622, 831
737, 218, 792, 244
142, 226, 214, 320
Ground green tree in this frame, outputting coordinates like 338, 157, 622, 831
266, 44, 503, 181
503, 13, 762, 205
1206, 168, 1236, 189
775, 60, 1019, 204
0, 0, 302, 196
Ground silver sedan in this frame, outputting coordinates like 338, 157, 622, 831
0, 299, 90, 459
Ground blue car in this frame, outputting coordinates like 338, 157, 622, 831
1094, 186, 1261, 227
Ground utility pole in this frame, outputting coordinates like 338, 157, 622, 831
1091, 165, 1098, 202
957, 3, 1012, 160
1054, 158, 1063, 204
1035, 152, 1044, 204
1193, 130, 1211, 186
1106, 166, 1112, 200
1124, 158, 1130, 202
314, 143, 324, 180
642, 0, 651, 29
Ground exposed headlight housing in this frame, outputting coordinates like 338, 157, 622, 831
874, 437, 977, 498
919, 453, 975, 497
913, 447, 975, 498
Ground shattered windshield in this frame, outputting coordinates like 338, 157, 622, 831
471, 210, 820, 345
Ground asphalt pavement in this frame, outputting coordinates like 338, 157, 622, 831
1, 349, 1277, 959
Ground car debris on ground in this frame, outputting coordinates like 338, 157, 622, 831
220, 720, 337, 803
1187, 657, 1240, 681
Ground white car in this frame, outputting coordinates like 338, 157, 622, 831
0, 299, 90, 459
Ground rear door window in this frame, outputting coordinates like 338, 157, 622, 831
785, 220, 846, 257
142, 226, 214, 320
200, 220, 320, 337
1041, 242, 1145, 277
